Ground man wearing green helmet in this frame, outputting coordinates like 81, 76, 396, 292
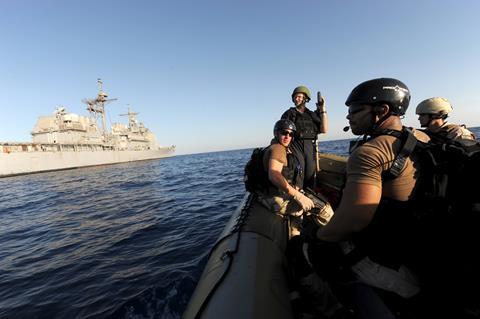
281, 85, 328, 189
416, 97, 476, 141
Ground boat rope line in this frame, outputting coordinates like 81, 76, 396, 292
193, 194, 253, 319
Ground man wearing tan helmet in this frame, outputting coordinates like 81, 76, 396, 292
416, 97, 476, 141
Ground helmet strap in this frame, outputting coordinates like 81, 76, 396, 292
425, 115, 433, 128
273, 132, 280, 143
366, 104, 391, 135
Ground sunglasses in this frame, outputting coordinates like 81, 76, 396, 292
280, 130, 294, 137
348, 104, 371, 115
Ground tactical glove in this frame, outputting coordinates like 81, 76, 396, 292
293, 190, 314, 212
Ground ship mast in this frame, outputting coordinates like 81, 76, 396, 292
119, 104, 140, 130
82, 78, 118, 138
97, 79, 108, 135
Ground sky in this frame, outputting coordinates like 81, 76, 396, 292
1, 0, 479, 155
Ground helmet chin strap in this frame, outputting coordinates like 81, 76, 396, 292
426, 116, 433, 128
365, 111, 391, 137
274, 132, 288, 144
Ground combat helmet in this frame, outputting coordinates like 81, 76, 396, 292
345, 78, 410, 116
274, 119, 296, 135
416, 97, 453, 116
292, 86, 311, 102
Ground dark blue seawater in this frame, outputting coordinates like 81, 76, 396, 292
1, 127, 478, 319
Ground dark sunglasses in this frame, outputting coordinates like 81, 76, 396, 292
348, 104, 370, 115
280, 130, 294, 137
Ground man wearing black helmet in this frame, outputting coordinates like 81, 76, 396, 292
281, 86, 328, 189
258, 119, 315, 238
313, 78, 430, 316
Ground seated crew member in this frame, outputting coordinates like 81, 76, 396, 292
416, 97, 476, 141
281, 86, 328, 189
258, 119, 314, 238
313, 78, 430, 318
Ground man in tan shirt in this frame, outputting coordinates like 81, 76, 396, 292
258, 119, 314, 238
416, 97, 476, 141
314, 78, 430, 316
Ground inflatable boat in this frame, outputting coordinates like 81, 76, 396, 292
184, 149, 480, 318
183, 153, 347, 319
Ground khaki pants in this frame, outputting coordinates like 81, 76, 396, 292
257, 193, 303, 239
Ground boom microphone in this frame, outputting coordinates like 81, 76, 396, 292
343, 126, 350, 132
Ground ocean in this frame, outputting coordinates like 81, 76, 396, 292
1, 127, 479, 319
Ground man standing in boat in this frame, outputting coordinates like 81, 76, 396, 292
313, 78, 430, 317
281, 86, 328, 189
255, 119, 315, 238
416, 97, 476, 141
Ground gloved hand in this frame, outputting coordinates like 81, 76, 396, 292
293, 190, 314, 212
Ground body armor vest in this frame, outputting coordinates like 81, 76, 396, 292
285, 107, 320, 140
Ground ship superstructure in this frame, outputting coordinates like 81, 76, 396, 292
0, 79, 175, 177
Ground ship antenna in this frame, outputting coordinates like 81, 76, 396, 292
82, 79, 118, 138
97, 78, 103, 91
120, 104, 139, 129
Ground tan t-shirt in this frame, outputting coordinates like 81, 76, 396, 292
347, 129, 430, 201
262, 142, 288, 171
261, 142, 290, 197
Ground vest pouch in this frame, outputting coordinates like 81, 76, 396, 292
295, 111, 319, 140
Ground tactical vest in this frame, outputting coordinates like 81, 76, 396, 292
349, 128, 418, 269
285, 107, 319, 140
264, 150, 303, 194
352, 198, 414, 270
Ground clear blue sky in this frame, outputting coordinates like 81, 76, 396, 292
1, 0, 479, 155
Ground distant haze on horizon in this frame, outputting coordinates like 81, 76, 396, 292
1, 1, 479, 155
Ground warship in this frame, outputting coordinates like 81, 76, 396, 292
0, 79, 175, 177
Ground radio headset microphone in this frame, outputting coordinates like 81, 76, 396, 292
343, 126, 350, 132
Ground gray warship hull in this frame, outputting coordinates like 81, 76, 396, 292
0, 144, 175, 177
